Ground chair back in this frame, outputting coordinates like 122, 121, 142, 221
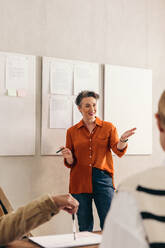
0, 187, 13, 216
0, 186, 32, 237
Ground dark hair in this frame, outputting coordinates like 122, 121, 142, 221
75, 90, 100, 106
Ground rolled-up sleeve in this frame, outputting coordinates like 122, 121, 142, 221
110, 125, 127, 157
64, 129, 76, 168
0, 194, 59, 245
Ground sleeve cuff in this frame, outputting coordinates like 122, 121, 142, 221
113, 144, 128, 157
64, 158, 76, 168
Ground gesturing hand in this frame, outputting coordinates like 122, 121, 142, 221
120, 128, 136, 142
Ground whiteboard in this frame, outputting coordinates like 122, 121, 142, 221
41, 57, 101, 155
0, 52, 36, 156
104, 65, 152, 155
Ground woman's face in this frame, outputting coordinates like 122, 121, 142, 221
78, 97, 97, 122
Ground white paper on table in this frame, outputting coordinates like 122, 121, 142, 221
6, 56, 28, 90
50, 61, 73, 95
29, 231, 102, 248
74, 63, 99, 95
49, 95, 72, 129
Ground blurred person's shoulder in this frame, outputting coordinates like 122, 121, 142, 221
118, 166, 165, 193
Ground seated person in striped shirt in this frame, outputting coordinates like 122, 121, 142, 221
101, 90, 165, 248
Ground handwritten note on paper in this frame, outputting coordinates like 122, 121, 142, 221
49, 95, 72, 129
74, 63, 99, 95
73, 103, 82, 125
50, 61, 73, 95
6, 56, 28, 90
29, 231, 102, 248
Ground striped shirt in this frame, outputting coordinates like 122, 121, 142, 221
119, 166, 165, 248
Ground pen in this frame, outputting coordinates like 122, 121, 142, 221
72, 214, 76, 240
56, 147, 64, 154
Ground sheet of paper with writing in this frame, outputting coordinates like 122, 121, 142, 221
29, 231, 102, 248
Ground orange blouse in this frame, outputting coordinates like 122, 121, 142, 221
64, 117, 127, 194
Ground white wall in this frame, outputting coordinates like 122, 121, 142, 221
0, 0, 165, 235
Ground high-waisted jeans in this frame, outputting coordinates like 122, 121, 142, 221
72, 167, 114, 231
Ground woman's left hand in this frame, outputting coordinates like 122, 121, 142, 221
120, 127, 136, 142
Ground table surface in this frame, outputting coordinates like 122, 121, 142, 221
4, 240, 100, 248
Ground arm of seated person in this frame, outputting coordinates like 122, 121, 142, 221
0, 193, 78, 246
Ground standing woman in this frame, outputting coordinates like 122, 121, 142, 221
61, 91, 136, 231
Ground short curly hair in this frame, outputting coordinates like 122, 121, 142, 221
75, 90, 100, 106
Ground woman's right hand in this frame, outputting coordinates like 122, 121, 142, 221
61, 147, 74, 165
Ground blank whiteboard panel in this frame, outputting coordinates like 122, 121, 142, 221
104, 65, 152, 155
41, 57, 101, 155
0, 52, 36, 156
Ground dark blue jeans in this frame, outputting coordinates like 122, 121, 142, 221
72, 167, 114, 231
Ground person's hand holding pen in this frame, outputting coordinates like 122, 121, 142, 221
52, 194, 79, 214
52, 194, 78, 240
57, 146, 74, 165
